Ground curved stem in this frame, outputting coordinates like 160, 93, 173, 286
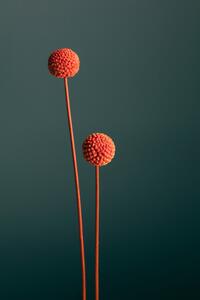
64, 78, 86, 300
95, 166, 100, 300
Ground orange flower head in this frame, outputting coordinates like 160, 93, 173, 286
82, 133, 115, 167
48, 48, 80, 78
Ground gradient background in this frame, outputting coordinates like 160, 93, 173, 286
0, 0, 199, 299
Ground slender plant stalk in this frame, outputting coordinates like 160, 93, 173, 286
95, 166, 100, 300
64, 78, 87, 300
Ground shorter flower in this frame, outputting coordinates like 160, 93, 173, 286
82, 133, 115, 167
48, 48, 80, 78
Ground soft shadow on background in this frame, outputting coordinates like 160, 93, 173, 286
0, 0, 199, 299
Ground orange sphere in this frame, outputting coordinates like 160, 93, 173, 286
48, 48, 80, 78
82, 133, 115, 167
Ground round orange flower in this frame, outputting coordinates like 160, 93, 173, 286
82, 133, 115, 167
48, 48, 80, 78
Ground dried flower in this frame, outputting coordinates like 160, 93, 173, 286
48, 48, 80, 78
82, 133, 115, 167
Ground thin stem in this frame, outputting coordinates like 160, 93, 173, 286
95, 166, 100, 300
64, 78, 86, 300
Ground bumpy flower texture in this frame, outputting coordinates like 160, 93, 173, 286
48, 48, 80, 78
82, 133, 115, 167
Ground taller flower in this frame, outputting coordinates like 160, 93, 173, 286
48, 48, 80, 78
48, 47, 86, 300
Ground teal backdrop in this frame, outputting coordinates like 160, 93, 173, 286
0, 0, 199, 299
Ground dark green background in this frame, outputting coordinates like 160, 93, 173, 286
0, 0, 199, 299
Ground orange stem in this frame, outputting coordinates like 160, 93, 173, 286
95, 166, 100, 300
64, 78, 86, 300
